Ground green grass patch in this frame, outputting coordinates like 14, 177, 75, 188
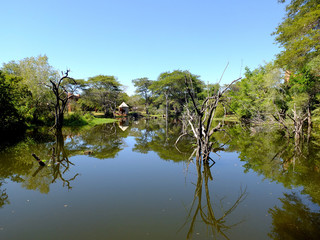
64, 112, 117, 126
212, 115, 239, 122
88, 118, 117, 125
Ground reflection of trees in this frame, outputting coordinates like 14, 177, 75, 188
182, 161, 247, 239
268, 193, 320, 240
0, 179, 9, 208
65, 123, 130, 159
23, 130, 79, 192
215, 125, 320, 205
132, 119, 195, 162
0, 123, 130, 198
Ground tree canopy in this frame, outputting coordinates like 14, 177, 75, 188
273, 0, 320, 71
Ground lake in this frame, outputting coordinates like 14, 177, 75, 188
0, 119, 319, 239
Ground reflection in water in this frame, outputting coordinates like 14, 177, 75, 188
182, 160, 247, 239
50, 131, 79, 190
131, 119, 195, 161
0, 179, 9, 208
215, 125, 320, 205
268, 193, 320, 240
22, 130, 79, 192
1, 120, 320, 239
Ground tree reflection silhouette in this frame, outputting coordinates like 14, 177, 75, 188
50, 130, 79, 190
182, 160, 247, 239
268, 192, 320, 240
0, 179, 9, 208
24, 130, 79, 192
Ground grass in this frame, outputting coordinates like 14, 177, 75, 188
88, 118, 117, 125
212, 115, 239, 122
64, 112, 117, 126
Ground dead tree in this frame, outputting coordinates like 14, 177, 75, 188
176, 74, 241, 163
272, 103, 309, 142
50, 70, 77, 130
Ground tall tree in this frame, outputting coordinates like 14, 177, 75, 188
49, 70, 78, 130
80, 75, 122, 117
151, 70, 203, 118
2, 55, 59, 123
273, 0, 320, 71
0, 71, 27, 135
132, 77, 153, 114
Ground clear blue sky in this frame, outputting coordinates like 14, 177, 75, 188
1, 0, 285, 95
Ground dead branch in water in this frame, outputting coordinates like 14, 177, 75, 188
176, 70, 241, 163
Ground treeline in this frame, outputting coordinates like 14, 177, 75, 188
0, 54, 220, 133
131, 0, 320, 138
1, 0, 319, 137
0, 56, 120, 134
227, 0, 320, 138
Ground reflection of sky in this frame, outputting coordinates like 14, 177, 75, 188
0, 134, 318, 239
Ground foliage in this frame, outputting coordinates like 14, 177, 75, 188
273, 0, 320, 71
80, 75, 123, 116
64, 112, 88, 126
0, 71, 27, 135
150, 70, 204, 116
227, 63, 283, 120
2, 55, 58, 124
132, 77, 154, 114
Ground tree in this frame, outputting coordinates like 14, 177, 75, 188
80, 75, 122, 117
151, 70, 204, 118
132, 77, 153, 114
49, 70, 78, 130
227, 63, 283, 121
2, 55, 59, 123
177, 73, 241, 163
273, 0, 320, 71
0, 71, 27, 135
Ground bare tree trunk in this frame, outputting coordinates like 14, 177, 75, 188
50, 70, 76, 131
176, 74, 241, 163
165, 93, 168, 119
307, 105, 312, 142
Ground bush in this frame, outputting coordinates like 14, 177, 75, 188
64, 112, 88, 126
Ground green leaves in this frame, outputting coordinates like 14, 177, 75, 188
273, 0, 320, 71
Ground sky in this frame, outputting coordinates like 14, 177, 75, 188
1, 0, 286, 95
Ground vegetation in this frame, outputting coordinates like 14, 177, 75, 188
0, 0, 319, 143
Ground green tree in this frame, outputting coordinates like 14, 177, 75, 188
80, 75, 122, 117
227, 63, 283, 121
132, 77, 153, 114
2, 55, 59, 123
273, 0, 320, 71
0, 71, 27, 136
151, 70, 204, 117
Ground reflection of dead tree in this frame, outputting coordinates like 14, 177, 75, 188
176, 74, 240, 163
181, 161, 247, 239
51, 131, 79, 190
270, 139, 304, 172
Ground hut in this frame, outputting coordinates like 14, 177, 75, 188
118, 102, 129, 115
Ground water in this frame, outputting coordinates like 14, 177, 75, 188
0, 120, 319, 239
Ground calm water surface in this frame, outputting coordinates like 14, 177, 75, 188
0, 120, 319, 239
